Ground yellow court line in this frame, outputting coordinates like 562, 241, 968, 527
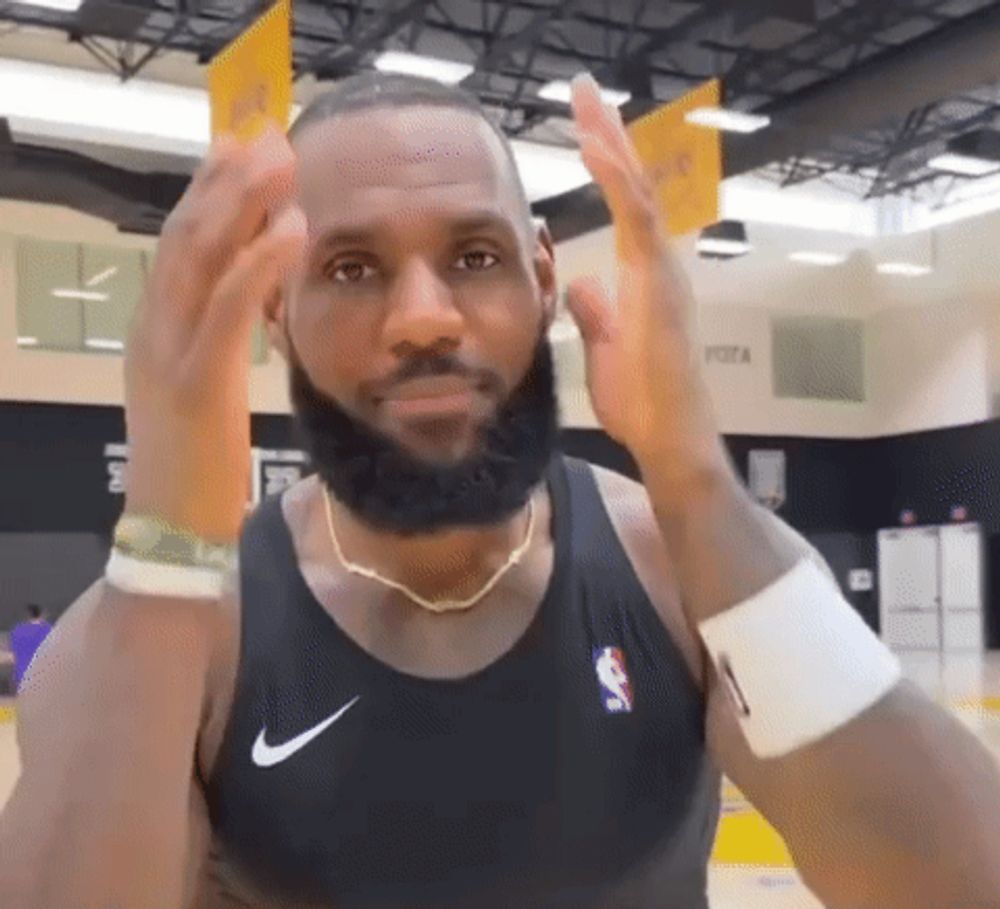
710, 697, 1000, 869
954, 697, 1000, 713
713, 778, 795, 868
0, 706, 15, 725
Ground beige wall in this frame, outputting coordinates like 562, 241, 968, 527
0, 200, 292, 413
3, 200, 996, 436
867, 297, 992, 434
551, 218, 1000, 438
553, 225, 873, 438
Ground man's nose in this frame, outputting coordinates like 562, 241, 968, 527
383, 259, 464, 354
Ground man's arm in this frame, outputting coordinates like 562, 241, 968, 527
644, 468, 1000, 908
0, 579, 218, 909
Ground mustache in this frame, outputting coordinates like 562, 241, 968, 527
367, 352, 505, 399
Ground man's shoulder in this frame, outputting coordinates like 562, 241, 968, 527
565, 458, 652, 530
569, 458, 706, 688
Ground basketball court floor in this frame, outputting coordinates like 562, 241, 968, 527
1, 651, 998, 908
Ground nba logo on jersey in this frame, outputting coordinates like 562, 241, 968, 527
593, 646, 634, 714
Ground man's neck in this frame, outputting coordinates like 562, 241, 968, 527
326, 488, 539, 600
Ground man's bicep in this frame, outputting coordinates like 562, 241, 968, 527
703, 661, 857, 902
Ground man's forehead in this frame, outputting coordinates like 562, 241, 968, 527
291, 105, 527, 236
293, 105, 513, 189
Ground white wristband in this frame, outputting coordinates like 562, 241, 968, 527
105, 549, 229, 600
698, 557, 902, 759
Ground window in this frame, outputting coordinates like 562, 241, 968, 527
16, 237, 269, 364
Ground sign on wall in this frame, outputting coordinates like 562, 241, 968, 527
848, 569, 874, 592
104, 442, 309, 508
250, 447, 309, 506
705, 345, 752, 365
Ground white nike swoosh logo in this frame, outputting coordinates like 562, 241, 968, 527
251, 696, 361, 768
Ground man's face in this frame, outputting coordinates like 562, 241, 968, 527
274, 104, 560, 533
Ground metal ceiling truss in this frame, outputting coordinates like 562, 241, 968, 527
723, 0, 973, 103
3, 0, 1000, 235
772, 88, 1000, 199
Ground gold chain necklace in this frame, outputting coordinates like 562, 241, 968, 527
322, 487, 536, 614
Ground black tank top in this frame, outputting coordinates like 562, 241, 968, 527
205, 455, 721, 908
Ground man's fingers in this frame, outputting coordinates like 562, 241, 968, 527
571, 73, 646, 183
186, 127, 296, 264
183, 205, 307, 383
571, 74, 662, 263
157, 127, 298, 314
565, 275, 617, 347
578, 134, 661, 260
188, 134, 243, 191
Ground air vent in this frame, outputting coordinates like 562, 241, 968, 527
772, 316, 865, 402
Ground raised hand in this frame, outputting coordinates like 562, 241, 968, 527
123, 127, 307, 542
566, 74, 729, 487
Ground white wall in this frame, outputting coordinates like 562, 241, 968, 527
991, 305, 1000, 417
864, 210, 1000, 429
867, 297, 991, 435
928, 212, 1000, 419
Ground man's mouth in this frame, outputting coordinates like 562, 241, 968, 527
376, 375, 486, 420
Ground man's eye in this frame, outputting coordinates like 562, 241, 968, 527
329, 261, 376, 283
455, 250, 499, 272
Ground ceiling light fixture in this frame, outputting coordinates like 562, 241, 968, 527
697, 220, 752, 259
877, 262, 932, 277
0, 60, 580, 203
928, 129, 1000, 177
685, 107, 771, 134
84, 265, 119, 287
789, 251, 848, 266
510, 140, 592, 201
927, 153, 1000, 178
16, 0, 84, 10
85, 338, 125, 351
373, 51, 474, 84
537, 79, 631, 107
51, 288, 110, 302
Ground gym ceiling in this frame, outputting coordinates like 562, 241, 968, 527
2, 0, 1000, 241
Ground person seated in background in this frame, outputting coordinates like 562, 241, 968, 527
10, 605, 52, 695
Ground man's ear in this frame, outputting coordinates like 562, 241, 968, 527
264, 289, 290, 361
531, 215, 559, 330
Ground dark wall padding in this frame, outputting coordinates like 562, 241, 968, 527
0, 532, 107, 630
1, 402, 996, 641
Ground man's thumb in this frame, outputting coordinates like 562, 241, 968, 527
565, 275, 615, 346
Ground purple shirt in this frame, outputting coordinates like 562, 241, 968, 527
10, 620, 53, 691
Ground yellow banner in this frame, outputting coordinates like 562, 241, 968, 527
208, 0, 293, 143
627, 78, 722, 237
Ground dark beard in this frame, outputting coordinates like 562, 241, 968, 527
288, 335, 560, 536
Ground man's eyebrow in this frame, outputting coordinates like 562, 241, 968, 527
311, 210, 520, 250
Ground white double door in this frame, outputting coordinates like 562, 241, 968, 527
877, 523, 985, 652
